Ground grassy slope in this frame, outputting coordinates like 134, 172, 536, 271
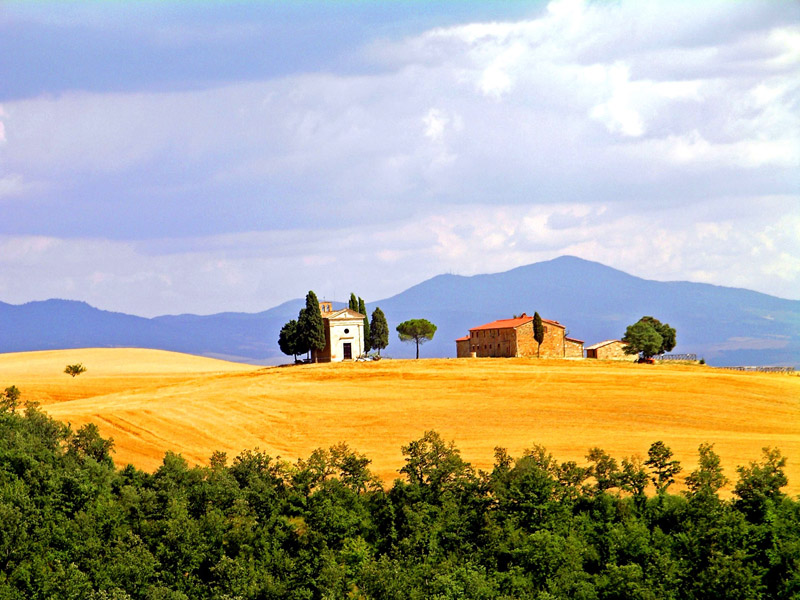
2, 348, 799, 495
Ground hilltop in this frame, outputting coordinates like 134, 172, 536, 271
3, 348, 798, 495
2, 256, 798, 367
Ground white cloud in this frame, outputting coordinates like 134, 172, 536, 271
0, 174, 26, 199
423, 108, 447, 141
1, 0, 798, 312
1, 195, 797, 318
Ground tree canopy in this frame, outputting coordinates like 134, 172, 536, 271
278, 291, 327, 362
645, 440, 682, 494
278, 319, 300, 361
622, 316, 677, 358
396, 318, 437, 359
369, 307, 389, 356
297, 291, 327, 361
1, 385, 20, 413
304, 291, 327, 356
0, 396, 798, 600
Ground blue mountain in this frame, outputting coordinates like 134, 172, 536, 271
376, 256, 799, 367
1, 256, 797, 367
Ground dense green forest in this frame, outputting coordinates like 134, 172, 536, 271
1, 399, 798, 599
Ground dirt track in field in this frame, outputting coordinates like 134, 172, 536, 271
2, 348, 799, 495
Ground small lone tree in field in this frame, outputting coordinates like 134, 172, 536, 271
64, 363, 87, 378
369, 307, 389, 356
1, 385, 21, 413
533, 312, 545, 358
396, 319, 437, 359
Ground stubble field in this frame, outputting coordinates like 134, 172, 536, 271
2, 347, 799, 495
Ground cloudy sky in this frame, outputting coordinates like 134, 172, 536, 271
1, 0, 798, 316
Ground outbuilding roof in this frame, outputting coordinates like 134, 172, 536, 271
585, 339, 623, 350
455, 335, 470, 342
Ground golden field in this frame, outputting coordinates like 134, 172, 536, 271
1, 348, 799, 495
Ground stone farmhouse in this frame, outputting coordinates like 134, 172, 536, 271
312, 302, 366, 363
585, 339, 633, 361
455, 313, 584, 359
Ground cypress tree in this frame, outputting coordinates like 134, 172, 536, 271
358, 297, 371, 353
301, 291, 327, 362
533, 312, 545, 358
294, 308, 311, 360
369, 307, 389, 356
349, 293, 359, 312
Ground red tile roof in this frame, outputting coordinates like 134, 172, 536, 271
565, 337, 584, 343
470, 315, 533, 331
469, 314, 567, 332
455, 335, 470, 341
542, 318, 565, 329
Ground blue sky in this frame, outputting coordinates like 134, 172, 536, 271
1, 0, 798, 316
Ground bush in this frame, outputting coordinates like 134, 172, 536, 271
65, 363, 88, 377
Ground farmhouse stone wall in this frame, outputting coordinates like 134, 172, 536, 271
565, 338, 584, 358
469, 327, 517, 357
463, 317, 579, 359
535, 321, 566, 358
514, 321, 538, 357
456, 338, 471, 358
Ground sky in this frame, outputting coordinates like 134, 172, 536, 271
1, 0, 798, 317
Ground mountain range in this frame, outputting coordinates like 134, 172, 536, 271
2, 256, 798, 367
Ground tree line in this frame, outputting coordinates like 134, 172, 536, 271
278, 291, 389, 362
1, 395, 798, 599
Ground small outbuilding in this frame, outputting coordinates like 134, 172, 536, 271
455, 335, 471, 358
564, 336, 585, 359
585, 339, 633, 361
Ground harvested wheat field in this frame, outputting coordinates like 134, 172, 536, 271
2, 348, 799, 495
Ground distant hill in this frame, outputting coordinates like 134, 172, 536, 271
1, 256, 798, 366
376, 256, 800, 367
0, 298, 308, 365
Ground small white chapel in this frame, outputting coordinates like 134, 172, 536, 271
311, 301, 366, 362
